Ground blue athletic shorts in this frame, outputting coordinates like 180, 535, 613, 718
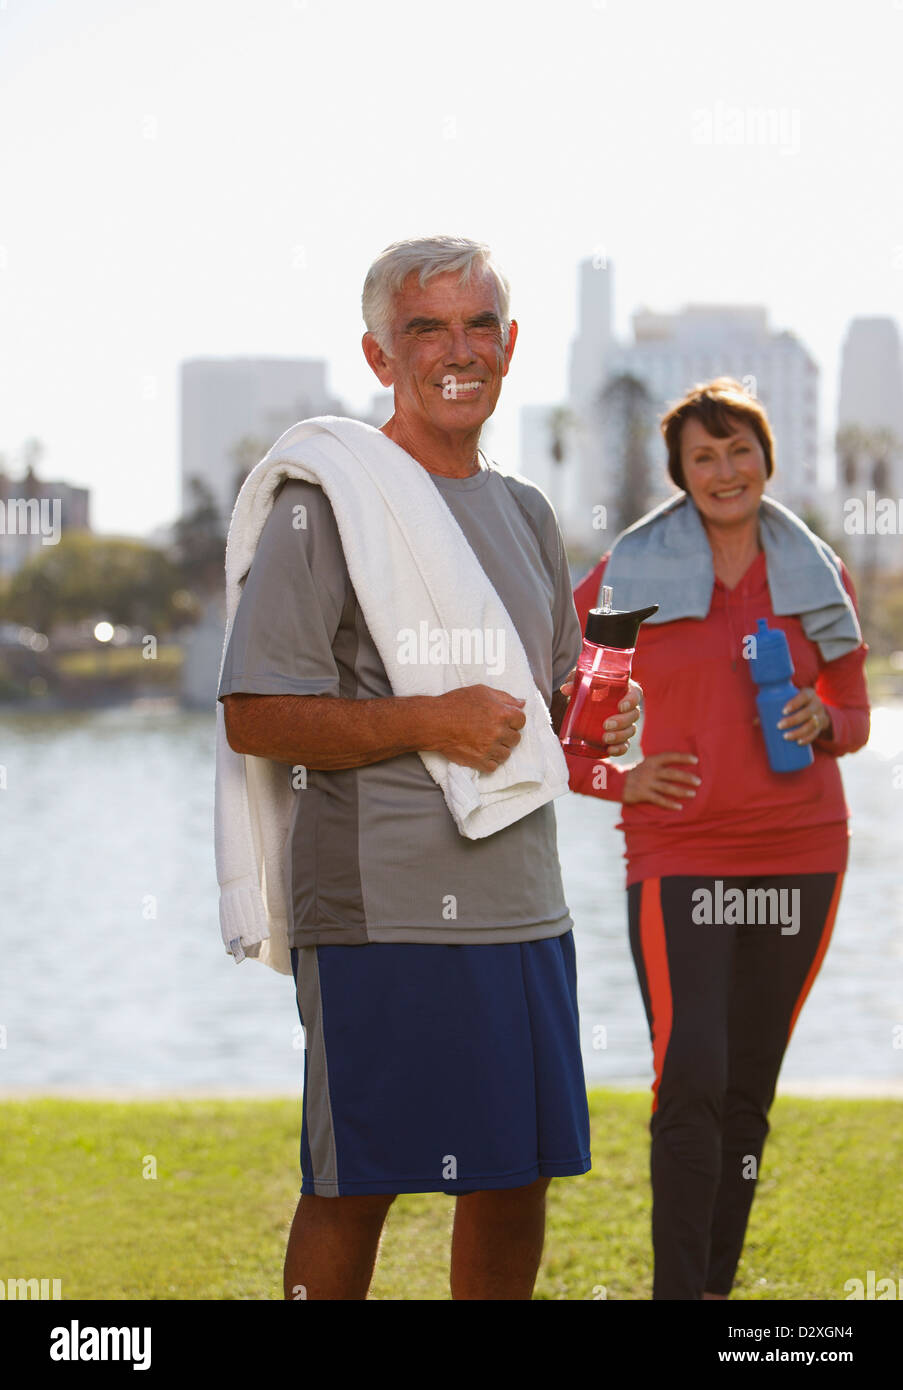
289, 932, 591, 1196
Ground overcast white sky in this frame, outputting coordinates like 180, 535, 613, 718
1, 0, 902, 535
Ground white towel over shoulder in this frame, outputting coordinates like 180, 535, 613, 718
214, 415, 570, 973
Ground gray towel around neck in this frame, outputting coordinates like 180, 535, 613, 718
602, 492, 862, 663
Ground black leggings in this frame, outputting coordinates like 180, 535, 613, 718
627, 872, 843, 1300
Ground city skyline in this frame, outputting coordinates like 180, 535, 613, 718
4, 292, 895, 545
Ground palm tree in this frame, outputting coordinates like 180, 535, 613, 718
546, 406, 576, 466
599, 373, 655, 532
171, 477, 227, 597
868, 428, 896, 495
835, 423, 900, 493
835, 424, 867, 489
834, 422, 903, 633
229, 435, 270, 508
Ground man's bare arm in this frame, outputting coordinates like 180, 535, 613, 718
222, 687, 528, 775
224, 678, 642, 774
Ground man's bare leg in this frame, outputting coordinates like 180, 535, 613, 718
449, 1176, 552, 1300
283, 1193, 396, 1300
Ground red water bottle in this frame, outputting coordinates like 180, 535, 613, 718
559, 587, 658, 759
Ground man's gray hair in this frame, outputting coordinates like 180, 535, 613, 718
362, 236, 511, 352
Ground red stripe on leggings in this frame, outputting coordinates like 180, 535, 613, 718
787, 873, 844, 1042
640, 878, 673, 1114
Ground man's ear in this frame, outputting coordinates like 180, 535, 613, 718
362, 331, 394, 387
501, 319, 518, 376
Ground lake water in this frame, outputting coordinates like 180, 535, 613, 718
1, 703, 902, 1095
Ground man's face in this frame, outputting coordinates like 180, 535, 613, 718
364, 267, 517, 437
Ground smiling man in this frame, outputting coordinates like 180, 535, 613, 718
361, 259, 518, 473
218, 236, 641, 1300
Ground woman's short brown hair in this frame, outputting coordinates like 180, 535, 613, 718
660, 377, 776, 490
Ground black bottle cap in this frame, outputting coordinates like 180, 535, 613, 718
584, 604, 659, 649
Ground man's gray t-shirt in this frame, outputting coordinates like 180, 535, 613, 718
217, 456, 583, 947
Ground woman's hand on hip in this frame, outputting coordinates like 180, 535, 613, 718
622, 752, 701, 811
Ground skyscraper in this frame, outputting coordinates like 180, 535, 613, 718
180, 358, 342, 528
527, 258, 821, 552
835, 317, 903, 574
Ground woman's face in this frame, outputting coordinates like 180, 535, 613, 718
679, 415, 768, 530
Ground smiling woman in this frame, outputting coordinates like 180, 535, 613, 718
663, 378, 776, 488
566, 376, 871, 1301
664, 380, 776, 589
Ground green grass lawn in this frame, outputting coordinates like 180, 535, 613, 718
2, 1090, 899, 1301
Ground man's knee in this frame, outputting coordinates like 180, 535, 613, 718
324, 1191, 397, 1224
458, 1176, 551, 1208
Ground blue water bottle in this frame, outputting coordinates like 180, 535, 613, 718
748, 618, 814, 773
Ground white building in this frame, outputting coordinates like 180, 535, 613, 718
180, 358, 343, 527
834, 317, 903, 575
611, 304, 819, 513
0, 470, 90, 577
560, 259, 617, 549
528, 259, 820, 552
